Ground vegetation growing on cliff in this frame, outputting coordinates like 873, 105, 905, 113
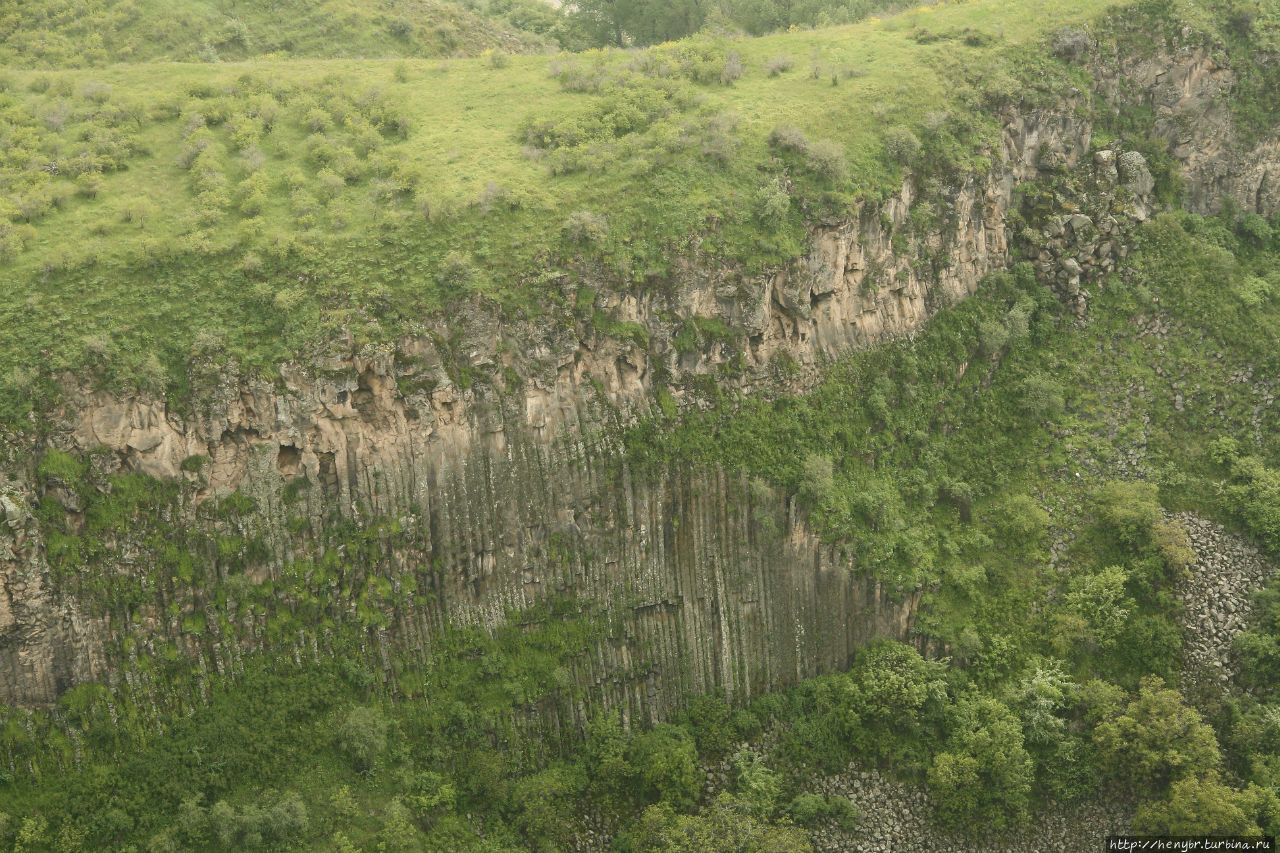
4, 0, 1280, 849
5, 199, 1280, 850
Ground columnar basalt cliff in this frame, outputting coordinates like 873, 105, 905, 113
0, 46, 1276, 725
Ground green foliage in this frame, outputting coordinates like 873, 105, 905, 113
1235, 579, 1280, 699
1093, 480, 1161, 547
618, 794, 812, 853
991, 494, 1049, 542
217, 490, 257, 517
628, 724, 703, 810
1094, 676, 1222, 795
803, 138, 850, 184
785, 792, 858, 828
1222, 455, 1280, 551
838, 640, 949, 765
0, 0, 553, 68
927, 696, 1033, 832
512, 765, 585, 851
1013, 660, 1077, 748
36, 448, 86, 483
685, 693, 739, 757
1062, 565, 1133, 651
1239, 213, 1273, 247
797, 453, 836, 510
729, 750, 780, 817
882, 125, 922, 165
337, 706, 388, 773
584, 712, 634, 801
1132, 773, 1276, 836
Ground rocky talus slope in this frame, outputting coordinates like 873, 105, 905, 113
1175, 512, 1277, 692
805, 768, 1129, 853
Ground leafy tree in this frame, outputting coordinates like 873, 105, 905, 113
512, 765, 584, 851
618, 794, 812, 853
338, 706, 389, 774
1094, 676, 1222, 794
1132, 773, 1276, 835
585, 711, 635, 799
797, 454, 835, 510
1239, 212, 1273, 247
402, 770, 457, 825
839, 640, 948, 763
992, 495, 1049, 543
1235, 579, 1280, 698
1225, 456, 1280, 551
1094, 480, 1161, 546
731, 750, 781, 818
1113, 614, 1182, 686
378, 798, 421, 852
628, 724, 703, 810
1014, 660, 1076, 748
785, 793, 858, 829
687, 693, 739, 757
1062, 565, 1133, 651
928, 696, 1033, 832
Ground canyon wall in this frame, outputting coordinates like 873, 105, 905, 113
0, 44, 1275, 725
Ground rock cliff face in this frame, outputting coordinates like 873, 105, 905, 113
0, 46, 1275, 719
1098, 44, 1280, 216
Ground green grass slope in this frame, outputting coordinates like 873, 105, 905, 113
0, 0, 1115, 425
0, 0, 555, 67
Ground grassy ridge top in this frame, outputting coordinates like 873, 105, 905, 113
0, 0, 554, 67
0, 0, 1116, 422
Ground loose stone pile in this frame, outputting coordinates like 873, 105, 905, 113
1173, 512, 1277, 690
803, 768, 1129, 853
1025, 148, 1154, 317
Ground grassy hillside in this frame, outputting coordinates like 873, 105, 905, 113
0, 0, 1113, 424
0, 0, 556, 67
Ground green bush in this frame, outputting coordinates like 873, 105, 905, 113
786, 792, 858, 828
883, 125, 921, 164
1235, 580, 1280, 699
337, 706, 389, 774
687, 693, 738, 756
1224, 456, 1280, 550
512, 765, 584, 851
628, 724, 702, 809
764, 54, 794, 76
1094, 480, 1161, 547
767, 124, 809, 153
436, 250, 477, 288
928, 696, 1033, 832
1239, 213, 1273, 247
562, 209, 608, 244
1132, 772, 1275, 835
839, 640, 949, 764
753, 179, 790, 226
1094, 676, 1221, 795
798, 454, 836, 510
804, 139, 849, 184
